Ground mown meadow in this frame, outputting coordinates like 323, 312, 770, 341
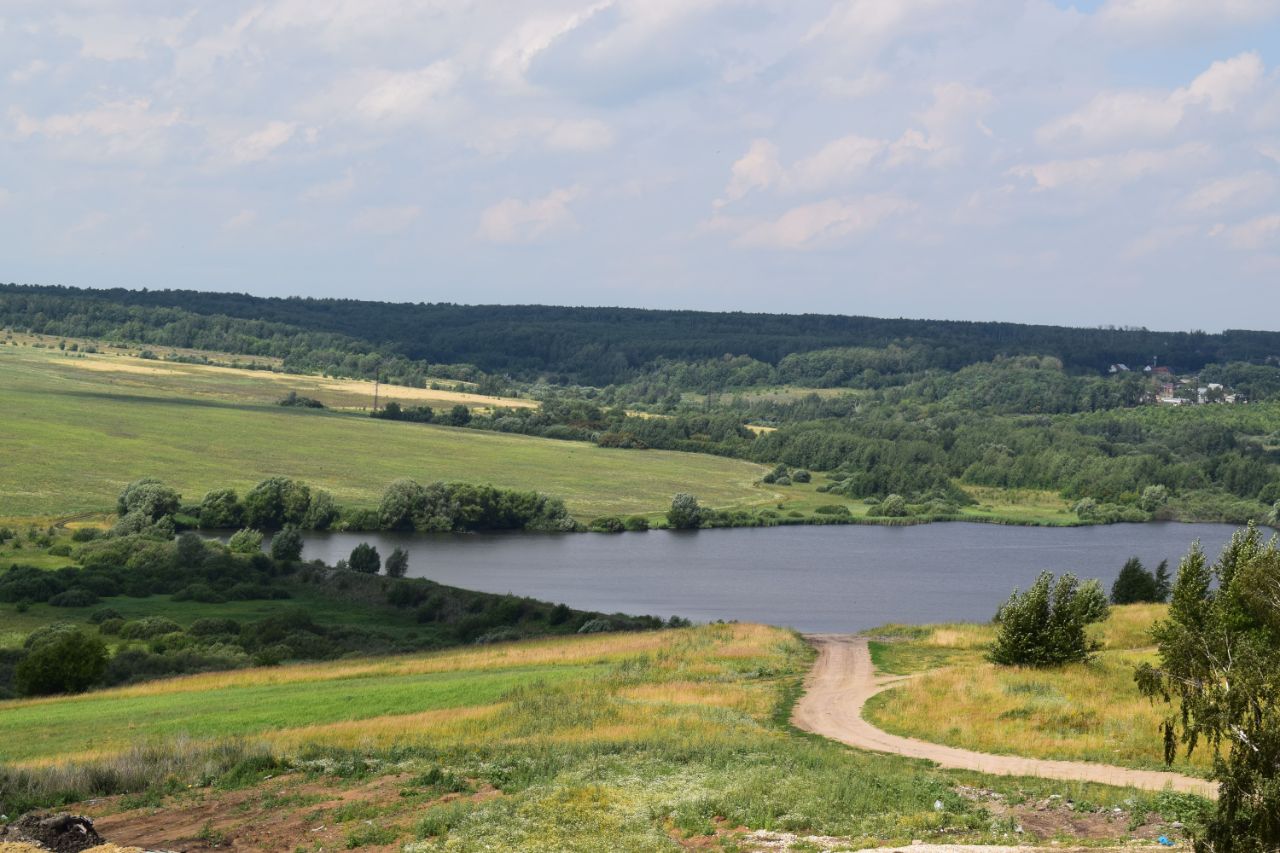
0, 624, 1204, 850
0, 345, 770, 522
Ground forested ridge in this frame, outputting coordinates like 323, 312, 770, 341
4, 283, 1279, 527
4, 283, 1279, 385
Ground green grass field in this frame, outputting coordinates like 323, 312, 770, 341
0, 624, 1202, 849
0, 346, 770, 521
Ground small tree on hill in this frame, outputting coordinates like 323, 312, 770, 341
385, 547, 409, 578
1111, 557, 1160, 604
667, 494, 705, 530
1152, 559, 1171, 602
988, 572, 1109, 667
15, 629, 108, 696
349, 542, 381, 574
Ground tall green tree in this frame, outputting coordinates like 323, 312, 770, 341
1111, 557, 1160, 604
988, 572, 1110, 667
1136, 526, 1280, 851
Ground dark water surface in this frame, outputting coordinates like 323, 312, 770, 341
293, 523, 1245, 633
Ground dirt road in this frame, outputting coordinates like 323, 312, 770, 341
791, 634, 1217, 798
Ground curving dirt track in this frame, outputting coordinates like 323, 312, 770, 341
791, 634, 1217, 799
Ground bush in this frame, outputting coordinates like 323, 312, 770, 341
117, 478, 182, 523
70, 528, 101, 542
172, 583, 226, 603
623, 515, 650, 532
14, 629, 107, 696
813, 504, 851, 516
48, 588, 99, 608
198, 488, 244, 529
98, 618, 125, 636
791, 469, 812, 483
385, 547, 409, 579
348, 543, 381, 574
667, 494, 705, 530
119, 616, 184, 641
227, 528, 264, 554
89, 607, 124, 624
988, 572, 1109, 667
269, 527, 304, 562
589, 516, 625, 533
877, 494, 908, 517
188, 618, 242, 638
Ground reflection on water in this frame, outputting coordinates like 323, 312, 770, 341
289, 522, 1245, 633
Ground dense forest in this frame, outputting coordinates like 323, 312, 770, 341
4, 283, 1280, 386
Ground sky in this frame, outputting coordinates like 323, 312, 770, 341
2, 1, 1279, 331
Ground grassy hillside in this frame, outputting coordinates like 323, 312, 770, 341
0, 345, 768, 521
1, 625, 1202, 849
864, 604, 1212, 775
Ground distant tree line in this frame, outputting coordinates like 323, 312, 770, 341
5, 283, 1279, 387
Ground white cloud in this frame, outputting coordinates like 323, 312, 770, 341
230, 121, 297, 164
223, 210, 257, 230
1038, 91, 1184, 149
1212, 213, 1280, 250
489, 4, 612, 89
478, 186, 582, 243
820, 71, 889, 99
1010, 143, 1209, 191
543, 118, 615, 152
730, 195, 914, 250
303, 170, 357, 202
52, 13, 189, 61
9, 59, 48, 83
352, 205, 422, 234
787, 135, 886, 192
12, 99, 183, 160
718, 139, 783, 205
1122, 224, 1197, 259
1096, 0, 1279, 35
1038, 52, 1265, 150
1179, 172, 1274, 214
315, 63, 459, 126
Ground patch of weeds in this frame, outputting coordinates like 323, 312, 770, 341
196, 820, 229, 846
217, 753, 287, 790
1004, 681, 1057, 697
345, 823, 398, 848
407, 766, 473, 798
415, 799, 475, 839
333, 801, 384, 823
118, 777, 183, 810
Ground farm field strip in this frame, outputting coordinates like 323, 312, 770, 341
0, 347, 770, 520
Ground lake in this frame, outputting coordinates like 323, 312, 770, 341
289, 522, 1249, 632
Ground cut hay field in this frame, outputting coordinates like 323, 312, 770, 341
0, 345, 769, 521
0, 625, 1201, 850
864, 604, 1211, 775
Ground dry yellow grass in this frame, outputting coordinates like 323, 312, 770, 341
62, 350, 534, 410
1, 629, 681, 710
866, 605, 1209, 774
